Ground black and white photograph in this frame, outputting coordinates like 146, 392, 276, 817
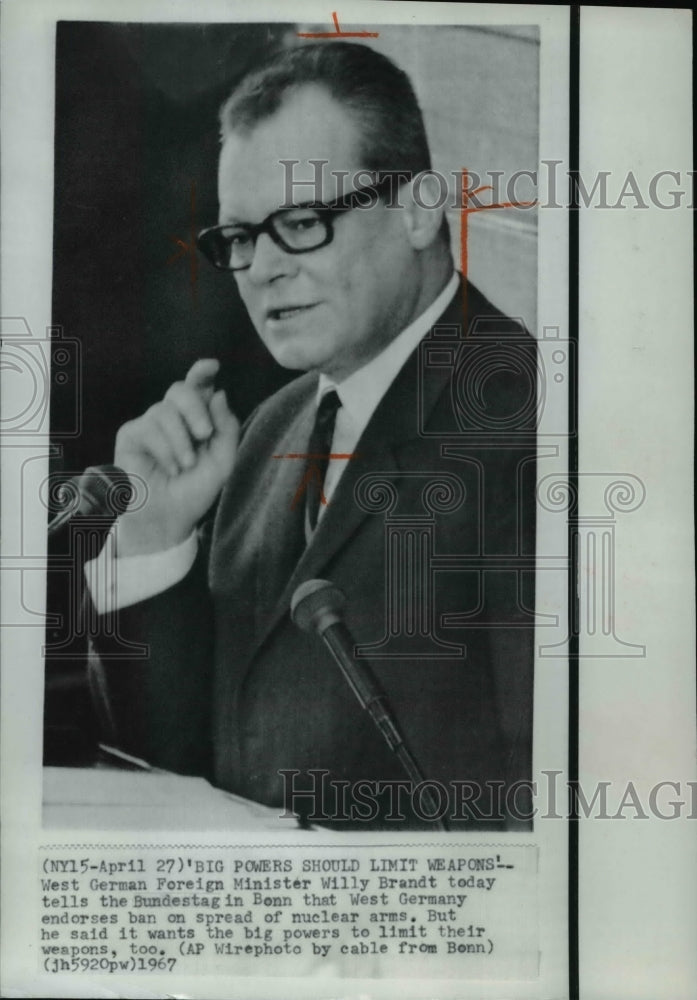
1, 3, 694, 999
44, 19, 544, 835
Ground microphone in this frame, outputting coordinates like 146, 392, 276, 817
291, 579, 447, 829
47, 465, 134, 537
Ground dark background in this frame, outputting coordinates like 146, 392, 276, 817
46, 22, 299, 763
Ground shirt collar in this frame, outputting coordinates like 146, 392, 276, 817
317, 271, 459, 423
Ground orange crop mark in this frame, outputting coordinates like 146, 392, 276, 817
290, 464, 330, 511
167, 181, 199, 303
296, 12, 379, 38
276, 452, 359, 510
459, 169, 537, 320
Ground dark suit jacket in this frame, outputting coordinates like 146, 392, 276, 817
91, 279, 537, 830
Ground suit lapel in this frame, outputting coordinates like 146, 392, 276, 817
254, 396, 316, 623
250, 307, 459, 657
302, 278, 468, 567
267, 432, 400, 636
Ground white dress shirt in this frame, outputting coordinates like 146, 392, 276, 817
86, 271, 458, 613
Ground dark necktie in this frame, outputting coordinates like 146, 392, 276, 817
306, 389, 341, 532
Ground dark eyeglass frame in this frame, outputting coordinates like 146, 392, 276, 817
196, 174, 401, 271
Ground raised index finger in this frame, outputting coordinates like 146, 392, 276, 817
185, 358, 220, 399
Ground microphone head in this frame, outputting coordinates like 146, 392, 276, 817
291, 579, 346, 635
56, 465, 133, 518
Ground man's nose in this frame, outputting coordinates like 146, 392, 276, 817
246, 231, 296, 284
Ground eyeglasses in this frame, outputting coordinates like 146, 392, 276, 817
196, 174, 398, 272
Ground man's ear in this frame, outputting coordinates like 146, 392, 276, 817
401, 172, 448, 250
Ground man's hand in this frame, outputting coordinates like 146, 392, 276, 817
114, 359, 239, 556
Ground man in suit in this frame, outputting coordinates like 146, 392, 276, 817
88, 41, 537, 829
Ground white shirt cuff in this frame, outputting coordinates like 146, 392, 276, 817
84, 527, 198, 615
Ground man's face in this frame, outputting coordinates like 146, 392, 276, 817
218, 85, 423, 380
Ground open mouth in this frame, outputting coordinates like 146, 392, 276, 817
267, 304, 317, 321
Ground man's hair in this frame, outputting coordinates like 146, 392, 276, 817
219, 41, 433, 178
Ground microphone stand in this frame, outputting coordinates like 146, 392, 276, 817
292, 580, 448, 832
